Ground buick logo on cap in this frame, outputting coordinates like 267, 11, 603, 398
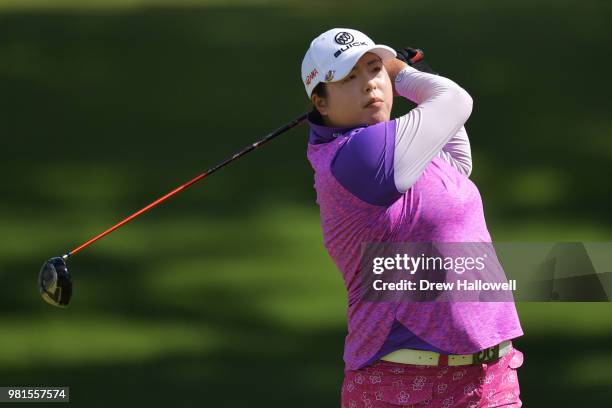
334, 32, 354, 45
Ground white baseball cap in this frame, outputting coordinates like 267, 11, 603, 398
301, 28, 397, 98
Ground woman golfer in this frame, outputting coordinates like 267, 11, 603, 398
301, 28, 525, 407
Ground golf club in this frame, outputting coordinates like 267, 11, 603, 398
38, 112, 309, 308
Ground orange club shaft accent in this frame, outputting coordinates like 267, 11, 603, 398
63, 112, 308, 259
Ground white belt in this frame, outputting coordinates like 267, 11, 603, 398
380, 340, 512, 366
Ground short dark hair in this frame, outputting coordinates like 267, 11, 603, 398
312, 82, 327, 98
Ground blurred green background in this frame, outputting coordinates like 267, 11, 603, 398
1, 0, 611, 406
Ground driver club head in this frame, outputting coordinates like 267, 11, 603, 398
39, 256, 72, 308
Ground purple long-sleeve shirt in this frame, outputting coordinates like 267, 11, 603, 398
306, 65, 523, 371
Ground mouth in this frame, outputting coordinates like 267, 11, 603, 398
364, 97, 384, 108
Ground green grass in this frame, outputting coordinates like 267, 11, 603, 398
0, 0, 294, 12
1, 0, 611, 406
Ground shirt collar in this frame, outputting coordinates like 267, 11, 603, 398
306, 109, 366, 145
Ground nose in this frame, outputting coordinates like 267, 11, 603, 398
364, 76, 377, 93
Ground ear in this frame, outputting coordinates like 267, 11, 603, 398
311, 93, 329, 116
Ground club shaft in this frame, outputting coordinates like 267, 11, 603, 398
65, 112, 309, 258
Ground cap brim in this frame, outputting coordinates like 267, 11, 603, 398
330, 44, 397, 83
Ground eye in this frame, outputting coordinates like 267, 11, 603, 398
373, 66, 382, 73
343, 74, 356, 83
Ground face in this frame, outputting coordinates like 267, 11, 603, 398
312, 52, 393, 128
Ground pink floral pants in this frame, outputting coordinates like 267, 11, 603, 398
341, 346, 524, 408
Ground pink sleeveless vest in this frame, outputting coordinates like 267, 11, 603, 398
306, 136, 524, 372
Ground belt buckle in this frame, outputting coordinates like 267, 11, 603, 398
472, 344, 500, 364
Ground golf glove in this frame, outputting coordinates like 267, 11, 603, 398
395, 46, 439, 75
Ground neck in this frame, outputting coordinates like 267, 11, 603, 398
312, 108, 340, 128
321, 115, 335, 127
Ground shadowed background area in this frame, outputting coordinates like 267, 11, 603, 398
1, 0, 611, 406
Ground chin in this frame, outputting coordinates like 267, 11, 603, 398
364, 111, 390, 125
